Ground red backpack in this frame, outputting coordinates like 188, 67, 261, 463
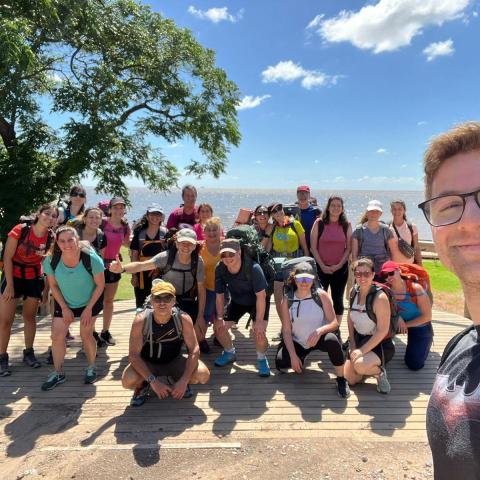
398, 263, 433, 305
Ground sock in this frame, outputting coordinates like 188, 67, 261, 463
256, 351, 266, 360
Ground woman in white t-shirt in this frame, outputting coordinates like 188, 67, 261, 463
389, 200, 422, 265
275, 262, 350, 398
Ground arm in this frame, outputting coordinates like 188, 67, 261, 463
79, 271, 106, 327
358, 293, 390, 355
122, 226, 131, 248
347, 310, 356, 351
413, 231, 423, 266
298, 232, 308, 257
129, 249, 139, 286
1, 237, 18, 300
195, 281, 206, 324
279, 298, 303, 373
351, 237, 359, 263
253, 289, 267, 339
259, 224, 273, 250
388, 237, 402, 262
109, 256, 157, 274
309, 219, 328, 272
46, 273, 74, 324
405, 284, 432, 328
306, 291, 339, 347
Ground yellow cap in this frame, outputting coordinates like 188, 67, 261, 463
151, 281, 176, 297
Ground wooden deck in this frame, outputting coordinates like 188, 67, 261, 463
0, 299, 471, 456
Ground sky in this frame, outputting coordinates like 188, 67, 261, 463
103, 1, 480, 190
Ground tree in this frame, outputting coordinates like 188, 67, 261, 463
0, 0, 241, 238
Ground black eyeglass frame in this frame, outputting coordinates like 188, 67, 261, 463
418, 188, 480, 227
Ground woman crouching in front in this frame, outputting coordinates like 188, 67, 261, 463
275, 262, 350, 398
344, 258, 395, 394
41, 226, 105, 390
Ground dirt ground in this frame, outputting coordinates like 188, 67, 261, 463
2, 438, 434, 480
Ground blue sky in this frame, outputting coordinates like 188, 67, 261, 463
106, 1, 480, 190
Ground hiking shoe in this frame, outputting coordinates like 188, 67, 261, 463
41, 372, 66, 391
99, 330, 116, 346
199, 339, 210, 354
336, 376, 351, 398
23, 348, 41, 369
93, 331, 106, 348
84, 365, 97, 384
256, 358, 271, 377
66, 330, 75, 341
183, 385, 193, 399
130, 382, 149, 407
376, 367, 391, 394
0, 353, 11, 377
45, 348, 54, 365
214, 351, 236, 367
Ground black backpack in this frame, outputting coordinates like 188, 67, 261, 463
349, 282, 399, 338
49, 248, 94, 276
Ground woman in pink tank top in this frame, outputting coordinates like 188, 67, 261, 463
310, 196, 352, 325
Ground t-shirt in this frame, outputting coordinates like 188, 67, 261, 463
8, 224, 52, 279
43, 250, 105, 308
166, 207, 198, 229
215, 261, 267, 306
102, 221, 130, 261
426, 325, 480, 480
352, 224, 393, 273
390, 221, 418, 264
272, 220, 305, 258
200, 243, 220, 291
152, 250, 205, 295
300, 205, 320, 250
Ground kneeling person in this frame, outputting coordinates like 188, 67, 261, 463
122, 281, 210, 406
214, 239, 271, 377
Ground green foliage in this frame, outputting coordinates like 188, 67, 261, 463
423, 260, 463, 293
0, 0, 241, 238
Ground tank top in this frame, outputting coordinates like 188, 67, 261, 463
317, 223, 347, 266
289, 295, 327, 349
200, 243, 220, 291
350, 295, 377, 335
102, 221, 129, 261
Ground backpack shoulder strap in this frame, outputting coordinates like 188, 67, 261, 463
391, 222, 401, 239
349, 285, 358, 310
312, 288, 323, 310
159, 246, 177, 275
172, 306, 184, 338
137, 228, 147, 252
191, 249, 199, 278
381, 223, 390, 251
50, 250, 62, 272
356, 225, 364, 252
18, 223, 31, 244
365, 284, 379, 323
407, 222, 415, 246
80, 249, 93, 276
317, 220, 325, 239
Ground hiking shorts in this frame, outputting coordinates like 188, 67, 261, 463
225, 299, 270, 324
1, 275, 45, 300
53, 294, 104, 319
354, 332, 395, 365
104, 269, 121, 284
141, 355, 188, 381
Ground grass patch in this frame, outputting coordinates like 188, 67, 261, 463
115, 247, 135, 301
423, 259, 462, 293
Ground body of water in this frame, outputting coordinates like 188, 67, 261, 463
85, 187, 431, 240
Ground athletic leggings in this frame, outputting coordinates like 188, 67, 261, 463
275, 332, 345, 371
317, 262, 349, 316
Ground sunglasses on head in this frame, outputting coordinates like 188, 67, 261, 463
71, 192, 86, 198
354, 270, 372, 278
294, 275, 314, 283
221, 252, 236, 259
152, 294, 174, 304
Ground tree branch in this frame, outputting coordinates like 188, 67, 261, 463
0, 116, 17, 148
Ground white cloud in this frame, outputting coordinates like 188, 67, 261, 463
308, 0, 469, 53
187, 6, 243, 23
237, 95, 271, 111
417, 120, 428, 126
261, 60, 341, 90
423, 39, 455, 61
401, 164, 408, 168
376, 148, 388, 154
314, 160, 320, 164
254, 160, 262, 164
473, 11, 478, 17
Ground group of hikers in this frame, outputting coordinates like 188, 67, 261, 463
0, 179, 434, 403
1, 120, 479, 479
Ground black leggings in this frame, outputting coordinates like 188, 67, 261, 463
275, 332, 345, 370
317, 262, 349, 315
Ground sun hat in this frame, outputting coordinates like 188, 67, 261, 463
146, 203, 164, 214
151, 280, 176, 297
366, 200, 383, 212
176, 228, 197, 244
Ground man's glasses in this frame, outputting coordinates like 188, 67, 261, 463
71, 193, 86, 198
354, 271, 372, 278
152, 294, 174, 304
418, 188, 480, 227
294, 276, 314, 283
221, 252, 236, 259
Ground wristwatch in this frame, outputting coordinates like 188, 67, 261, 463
146, 373, 156, 384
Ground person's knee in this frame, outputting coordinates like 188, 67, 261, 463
405, 356, 425, 371
121, 367, 140, 390
352, 358, 374, 375
51, 326, 66, 343
80, 327, 94, 342
193, 365, 210, 384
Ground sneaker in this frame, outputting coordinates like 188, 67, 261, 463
93, 331, 106, 348
45, 348, 54, 365
0, 353, 11, 377
41, 372, 66, 391
256, 358, 271, 377
99, 330, 116, 346
84, 365, 97, 384
214, 350, 236, 367
130, 382, 150, 407
23, 348, 41, 368
376, 367, 391, 394
65, 330, 75, 341
183, 385, 193, 399
336, 376, 351, 398
199, 339, 210, 354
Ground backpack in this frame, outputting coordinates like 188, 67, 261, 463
0, 223, 54, 272
49, 248, 94, 276
141, 304, 183, 359
280, 256, 318, 285
136, 227, 167, 256
349, 282, 399, 338
283, 204, 301, 220
78, 227, 106, 253
225, 225, 276, 295
398, 263, 433, 305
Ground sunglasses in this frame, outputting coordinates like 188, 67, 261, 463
221, 252, 236, 259
255, 210, 268, 216
295, 276, 314, 283
152, 294, 175, 304
382, 271, 397, 277
354, 271, 373, 278
272, 208, 283, 214
71, 192, 86, 198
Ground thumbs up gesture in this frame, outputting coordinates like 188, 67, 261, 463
109, 255, 123, 274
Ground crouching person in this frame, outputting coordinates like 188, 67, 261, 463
122, 281, 210, 407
